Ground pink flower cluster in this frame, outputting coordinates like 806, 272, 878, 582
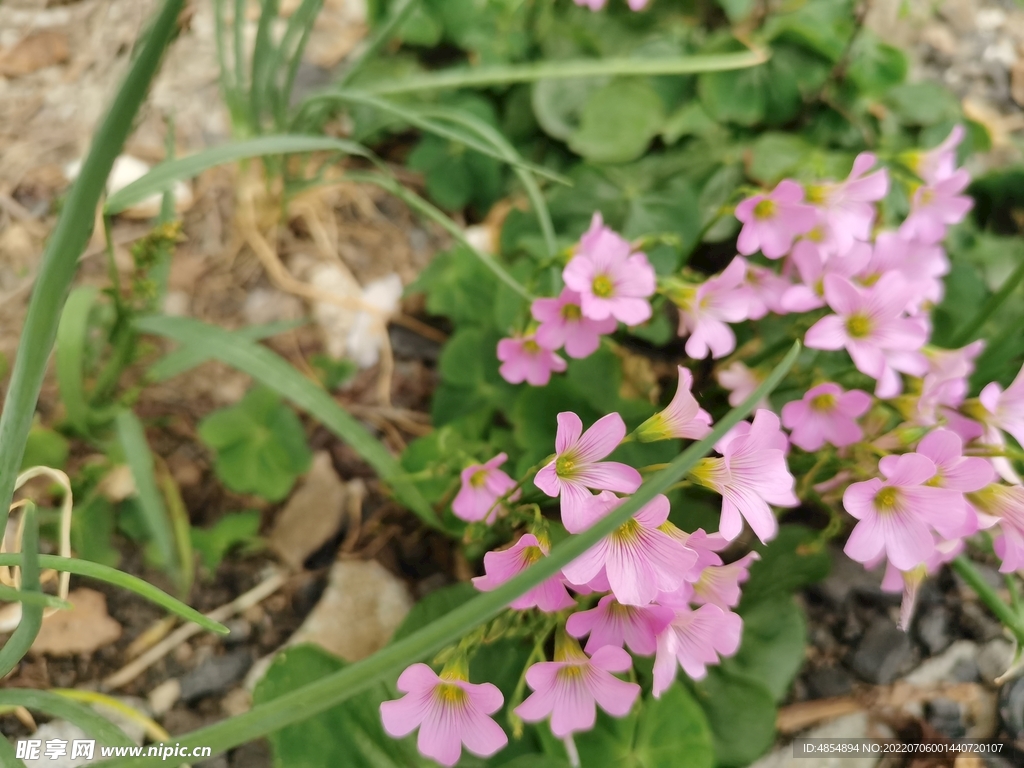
384, 368, 798, 763
497, 214, 656, 386
574, 0, 650, 10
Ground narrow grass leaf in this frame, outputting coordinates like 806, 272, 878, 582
133, 315, 442, 530
55, 285, 100, 435
94, 342, 800, 766
0, 553, 228, 634
0, 0, 185, 536
105, 135, 374, 215
0, 583, 72, 611
0, 505, 43, 679
114, 410, 178, 578
0, 690, 133, 748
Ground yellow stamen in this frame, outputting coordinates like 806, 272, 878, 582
846, 313, 872, 338
592, 275, 614, 298
810, 393, 837, 412
753, 199, 776, 219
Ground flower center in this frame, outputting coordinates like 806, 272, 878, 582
753, 199, 776, 219
810, 393, 837, 412
919, 188, 935, 206
434, 682, 469, 706
874, 486, 900, 513
845, 313, 872, 339
523, 339, 541, 354
469, 469, 488, 488
555, 454, 577, 478
612, 517, 643, 544
805, 185, 828, 206
592, 274, 614, 298
561, 303, 583, 321
521, 545, 544, 564
556, 664, 586, 682
807, 226, 826, 243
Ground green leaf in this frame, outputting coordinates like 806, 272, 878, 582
749, 133, 812, 186
410, 246, 500, 326
740, 525, 831, 607
728, 595, 807, 701
531, 76, 608, 141
568, 79, 665, 164
846, 32, 907, 95
764, 0, 856, 63
191, 510, 262, 573
622, 178, 701, 271
661, 102, 717, 145
574, 686, 714, 768
106, 135, 373, 215
698, 63, 766, 127
884, 82, 960, 126
135, 314, 442, 530
254, 644, 426, 767
439, 328, 489, 388
0, 690, 133, 748
392, 583, 476, 643
71, 496, 121, 569
55, 285, 102, 436
21, 424, 70, 472
198, 386, 312, 502
693, 668, 776, 767
716, 0, 756, 23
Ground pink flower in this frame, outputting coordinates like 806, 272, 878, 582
472, 533, 576, 612
566, 595, 674, 655
979, 363, 1024, 449
561, 493, 696, 606
689, 410, 798, 544
628, 0, 650, 8
843, 453, 965, 571
970, 484, 1024, 573
497, 335, 566, 386
735, 179, 817, 259
917, 429, 993, 496
781, 383, 872, 452
380, 664, 507, 766
674, 258, 753, 359
744, 263, 792, 319
515, 642, 640, 738
900, 170, 973, 245
909, 125, 965, 185
861, 231, 949, 312
573, 0, 607, 8
781, 240, 871, 313
916, 341, 984, 426
652, 604, 742, 695
804, 273, 928, 396
689, 551, 760, 609
805, 153, 889, 253
563, 214, 656, 326
534, 412, 641, 533
636, 366, 712, 442
715, 361, 768, 410
452, 453, 518, 523
531, 288, 617, 359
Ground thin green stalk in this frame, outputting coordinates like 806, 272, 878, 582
94, 342, 800, 767
0, 0, 184, 537
344, 170, 533, 301
0, 690, 133, 747
952, 555, 1024, 644
0, 553, 228, 634
337, 0, 419, 87
0, 505, 42, 679
354, 49, 768, 96
950, 257, 1024, 347
0, 582, 71, 611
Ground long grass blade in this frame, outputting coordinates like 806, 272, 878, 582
0, 736, 26, 768
0, 0, 185, 536
0, 583, 72, 611
0, 505, 43, 679
0, 553, 228, 634
94, 342, 801, 767
105, 135, 374, 215
133, 315, 442, 530
356, 49, 769, 95
0, 690, 133, 748
55, 286, 100, 435
114, 411, 178, 579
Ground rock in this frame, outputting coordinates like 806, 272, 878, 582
951, 657, 982, 683
999, 675, 1024, 739
806, 666, 853, 699
31, 588, 122, 656
17, 720, 90, 768
1012, 59, 1024, 107
978, 638, 1014, 684
148, 678, 181, 716
850, 619, 914, 685
905, 640, 978, 686
959, 602, 1004, 642
179, 649, 254, 703
64, 155, 193, 220
926, 698, 966, 739
221, 687, 251, 717
921, 23, 959, 57
389, 325, 441, 363
195, 757, 229, 768
286, 559, 412, 663
915, 605, 953, 655
751, 713, 878, 768
222, 618, 252, 647
0, 30, 69, 77
268, 452, 349, 570
816, 553, 885, 607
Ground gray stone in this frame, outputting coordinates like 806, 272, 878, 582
806, 666, 853, 699
850, 619, 914, 684
960, 602, 1005, 642
926, 698, 967, 739
229, 740, 272, 768
817, 553, 884, 606
180, 649, 254, 703
221, 618, 252, 647
906, 640, 979, 686
916, 605, 952, 655
978, 638, 1014, 684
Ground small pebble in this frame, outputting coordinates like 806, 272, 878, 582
850, 619, 914, 685
179, 649, 254, 703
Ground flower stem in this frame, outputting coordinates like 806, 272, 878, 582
952, 555, 1024, 644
